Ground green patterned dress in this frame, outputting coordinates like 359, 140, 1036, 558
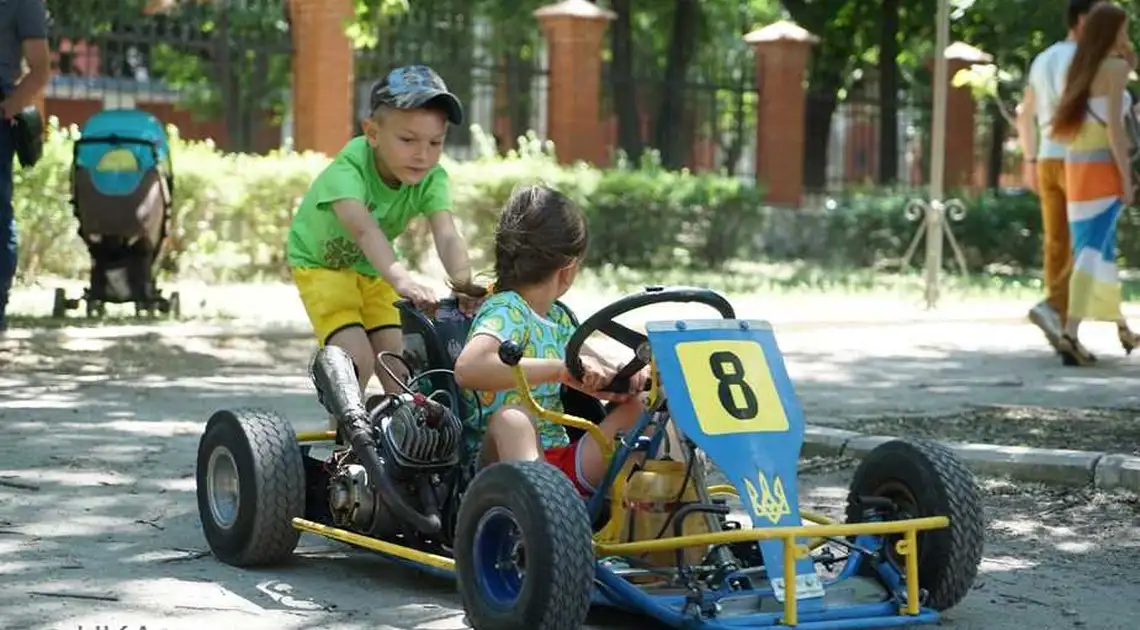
462, 290, 577, 455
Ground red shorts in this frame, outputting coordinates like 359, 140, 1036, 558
544, 439, 594, 496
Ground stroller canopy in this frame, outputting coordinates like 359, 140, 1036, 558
74, 109, 171, 197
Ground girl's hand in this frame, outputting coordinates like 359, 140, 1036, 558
578, 355, 614, 392
562, 356, 626, 401
560, 358, 650, 403
628, 365, 651, 395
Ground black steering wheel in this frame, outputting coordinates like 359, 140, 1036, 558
563, 286, 736, 394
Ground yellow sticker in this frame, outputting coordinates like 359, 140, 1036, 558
674, 339, 789, 435
743, 470, 792, 524
96, 148, 139, 172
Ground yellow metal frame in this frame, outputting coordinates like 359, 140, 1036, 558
292, 516, 456, 571
296, 430, 336, 443
290, 361, 946, 626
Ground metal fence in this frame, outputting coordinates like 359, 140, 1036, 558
601, 4, 759, 178
803, 91, 933, 196
352, 1, 549, 160
603, 65, 757, 177
46, 1, 981, 193
45, 0, 293, 153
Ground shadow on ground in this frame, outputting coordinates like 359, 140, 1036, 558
0, 324, 1137, 629
773, 321, 1140, 422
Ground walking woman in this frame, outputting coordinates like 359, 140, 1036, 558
1050, 1, 1139, 366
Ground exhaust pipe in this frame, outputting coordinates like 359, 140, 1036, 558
309, 345, 442, 534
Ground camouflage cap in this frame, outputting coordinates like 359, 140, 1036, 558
369, 65, 464, 126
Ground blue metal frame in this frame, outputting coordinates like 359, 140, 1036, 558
570, 318, 944, 628
592, 562, 940, 628
340, 315, 951, 629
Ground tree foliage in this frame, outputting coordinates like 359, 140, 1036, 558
47, 0, 1140, 171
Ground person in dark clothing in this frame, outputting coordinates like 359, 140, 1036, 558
0, 0, 50, 330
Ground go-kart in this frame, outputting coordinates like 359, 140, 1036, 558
195, 286, 985, 629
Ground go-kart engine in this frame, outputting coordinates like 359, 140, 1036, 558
327, 392, 463, 538
378, 392, 464, 472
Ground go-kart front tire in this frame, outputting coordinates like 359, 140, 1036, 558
455, 461, 594, 630
196, 408, 305, 567
846, 438, 984, 612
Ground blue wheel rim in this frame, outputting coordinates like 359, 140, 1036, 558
472, 506, 525, 610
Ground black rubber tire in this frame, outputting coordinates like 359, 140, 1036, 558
168, 292, 181, 319
52, 288, 67, 318
196, 408, 305, 567
455, 461, 594, 630
845, 439, 984, 612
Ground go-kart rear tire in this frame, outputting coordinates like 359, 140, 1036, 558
845, 438, 984, 612
455, 461, 594, 630
196, 408, 305, 567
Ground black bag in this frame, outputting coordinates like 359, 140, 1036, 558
11, 105, 43, 169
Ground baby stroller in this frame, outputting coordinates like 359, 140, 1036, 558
52, 109, 180, 319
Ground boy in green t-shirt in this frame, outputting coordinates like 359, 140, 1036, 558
286, 65, 484, 400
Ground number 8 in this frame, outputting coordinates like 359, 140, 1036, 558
708, 351, 759, 420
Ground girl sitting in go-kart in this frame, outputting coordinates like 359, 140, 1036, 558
453, 184, 649, 496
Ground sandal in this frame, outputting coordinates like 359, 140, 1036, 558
1118, 323, 1140, 355
1057, 333, 1097, 367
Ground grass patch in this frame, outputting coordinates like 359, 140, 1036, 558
11, 259, 1140, 332
573, 261, 1058, 301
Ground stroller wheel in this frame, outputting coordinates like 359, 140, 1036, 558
86, 300, 105, 319
167, 292, 181, 320
52, 289, 68, 319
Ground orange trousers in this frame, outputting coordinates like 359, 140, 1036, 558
1038, 159, 1072, 320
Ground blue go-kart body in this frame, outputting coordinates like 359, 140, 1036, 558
579, 317, 958, 628
194, 287, 984, 630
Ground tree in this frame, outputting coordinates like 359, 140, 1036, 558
607, 0, 779, 172
48, 0, 295, 152
781, 0, 878, 190
879, 0, 900, 185
609, 0, 642, 163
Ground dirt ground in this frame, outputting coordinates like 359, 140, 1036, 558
2, 321, 1140, 629
846, 405, 1140, 455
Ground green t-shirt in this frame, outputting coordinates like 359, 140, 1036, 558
286, 136, 452, 276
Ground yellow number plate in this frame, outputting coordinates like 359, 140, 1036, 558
674, 339, 789, 435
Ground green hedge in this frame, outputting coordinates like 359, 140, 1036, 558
12, 121, 767, 282
14, 118, 1138, 284
822, 187, 1140, 274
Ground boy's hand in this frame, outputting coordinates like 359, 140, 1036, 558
395, 277, 439, 312
450, 280, 489, 317
455, 292, 486, 317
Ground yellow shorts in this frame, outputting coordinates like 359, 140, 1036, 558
291, 267, 402, 345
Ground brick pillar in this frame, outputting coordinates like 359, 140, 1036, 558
289, 0, 354, 155
745, 21, 818, 207
534, 0, 615, 166
939, 42, 992, 190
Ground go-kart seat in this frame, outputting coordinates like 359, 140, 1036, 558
397, 299, 612, 531
396, 299, 608, 435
